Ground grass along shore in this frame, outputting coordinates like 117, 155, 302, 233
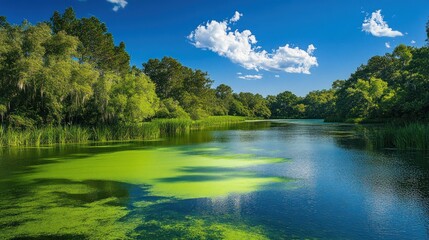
368, 123, 429, 150
2, 117, 427, 150
0, 116, 246, 147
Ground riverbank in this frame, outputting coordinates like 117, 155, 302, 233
0, 116, 246, 147
324, 118, 429, 150
2, 117, 428, 150
327, 119, 429, 150
368, 123, 429, 150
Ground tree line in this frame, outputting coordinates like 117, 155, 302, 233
0, 8, 428, 129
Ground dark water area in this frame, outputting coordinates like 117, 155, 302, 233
1, 120, 428, 239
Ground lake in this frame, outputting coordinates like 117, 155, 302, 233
1, 120, 428, 239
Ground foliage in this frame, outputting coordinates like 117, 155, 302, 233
267, 91, 302, 118
142, 57, 272, 119
50, 7, 130, 75
0, 11, 157, 127
156, 98, 190, 119
215, 84, 234, 115
233, 92, 271, 118
143, 57, 222, 120
333, 44, 429, 121
302, 89, 336, 118
426, 18, 429, 43
110, 72, 159, 123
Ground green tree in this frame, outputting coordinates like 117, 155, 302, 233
155, 98, 190, 119
110, 73, 159, 123
393, 44, 412, 67
215, 84, 234, 115
87, 72, 118, 124
143, 57, 185, 100
268, 91, 301, 118
338, 78, 391, 119
235, 92, 270, 118
303, 90, 336, 118
0, 22, 90, 125
50, 8, 130, 75
229, 99, 250, 116
50, 8, 77, 34
142, 57, 215, 119
426, 18, 429, 43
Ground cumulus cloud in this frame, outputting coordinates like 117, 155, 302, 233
385, 42, 391, 48
188, 12, 318, 74
230, 11, 243, 23
362, 10, 403, 37
411, 40, 416, 44
238, 74, 263, 80
275, 75, 280, 78
106, 0, 127, 11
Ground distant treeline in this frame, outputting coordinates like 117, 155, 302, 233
0, 8, 428, 129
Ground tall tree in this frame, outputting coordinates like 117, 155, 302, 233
50, 8, 130, 75
50, 8, 77, 34
235, 92, 271, 118
215, 84, 234, 115
110, 72, 159, 123
142, 57, 186, 100
303, 90, 336, 118
426, 18, 429, 43
268, 91, 301, 118
142, 57, 216, 119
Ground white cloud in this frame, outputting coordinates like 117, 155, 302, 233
362, 10, 403, 37
275, 75, 280, 78
237, 72, 243, 75
230, 11, 243, 23
238, 74, 263, 80
106, 0, 127, 11
411, 40, 416, 44
385, 42, 391, 48
188, 12, 318, 74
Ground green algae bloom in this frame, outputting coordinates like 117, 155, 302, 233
1, 144, 294, 239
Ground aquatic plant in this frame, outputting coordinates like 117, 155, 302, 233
369, 123, 429, 150
153, 118, 192, 136
0, 116, 246, 147
192, 116, 246, 130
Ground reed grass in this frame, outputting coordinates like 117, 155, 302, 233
91, 124, 160, 142
369, 123, 429, 150
192, 116, 246, 130
0, 116, 246, 147
0, 126, 91, 147
153, 118, 192, 136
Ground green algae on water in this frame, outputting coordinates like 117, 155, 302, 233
1, 144, 295, 239
23, 146, 292, 199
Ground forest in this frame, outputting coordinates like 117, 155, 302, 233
0, 8, 428, 130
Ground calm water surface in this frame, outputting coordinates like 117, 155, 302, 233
1, 120, 428, 239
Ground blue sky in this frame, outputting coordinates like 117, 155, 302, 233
1, 0, 428, 96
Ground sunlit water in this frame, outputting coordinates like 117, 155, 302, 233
1, 120, 428, 239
